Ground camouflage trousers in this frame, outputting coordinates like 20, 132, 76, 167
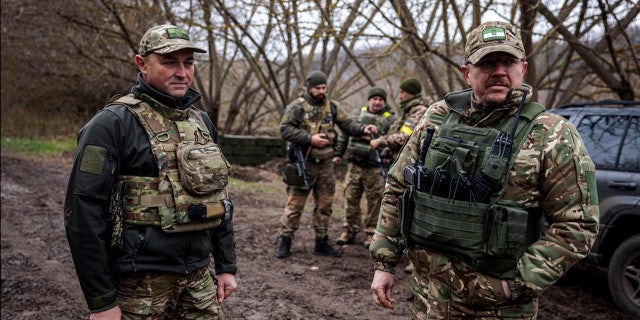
117, 267, 224, 320
343, 163, 384, 235
280, 158, 335, 238
407, 248, 538, 320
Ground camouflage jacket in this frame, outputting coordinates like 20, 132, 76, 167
280, 92, 367, 157
376, 94, 428, 157
64, 74, 237, 313
370, 87, 599, 297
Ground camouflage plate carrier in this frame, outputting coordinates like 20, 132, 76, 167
110, 94, 231, 236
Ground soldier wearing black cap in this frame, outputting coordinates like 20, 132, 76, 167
334, 86, 396, 249
65, 24, 237, 320
277, 70, 378, 259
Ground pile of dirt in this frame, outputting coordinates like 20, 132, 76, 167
0, 152, 632, 319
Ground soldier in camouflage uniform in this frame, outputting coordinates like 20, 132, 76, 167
370, 77, 429, 273
276, 71, 378, 258
370, 77, 429, 163
370, 21, 599, 319
334, 86, 396, 248
65, 25, 237, 320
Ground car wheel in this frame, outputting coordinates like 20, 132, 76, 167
608, 234, 640, 318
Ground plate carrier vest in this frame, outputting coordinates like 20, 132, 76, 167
346, 106, 393, 165
299, 97, 337, 160
399, 89, 545, 279
112, 94, 230, 233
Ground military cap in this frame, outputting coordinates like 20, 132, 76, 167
307, 71, 327, 90
399, 77, 422, 95
465, 21, 525, 64
139, 24, 207, 56
368, 86, 388, 102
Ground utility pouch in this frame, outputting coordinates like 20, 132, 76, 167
176, 141, 230, 196
478, 203, 530, 279
158, 170, 225, 233
485, 204, 528, 256
481, 151, 508, 181
108, 180, 129, 249
282, 163, 316, 189
398, 186, 415, 250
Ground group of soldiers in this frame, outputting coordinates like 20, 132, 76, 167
66, 22, 598, 320
275, 72, 429, 261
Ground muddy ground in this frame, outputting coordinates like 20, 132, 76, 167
0, 152, 634, 319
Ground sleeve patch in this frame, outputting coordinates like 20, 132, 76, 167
80, 145, 106, 175
585, 171, 599, 205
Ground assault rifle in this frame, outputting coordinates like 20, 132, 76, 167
403, 126, 435, 191
369, 132, 387, 181
293, 144, 310, 189
473, 88, 530, 203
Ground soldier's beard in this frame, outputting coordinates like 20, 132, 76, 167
313, 93, 326, 103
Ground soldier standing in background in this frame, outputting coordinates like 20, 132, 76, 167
370, 21, 599, 319
370, 77, 429, 163
370, 77, 429, 273
334, 86, 396, 249
276, 70, 378, 259
64, 24, 237, 320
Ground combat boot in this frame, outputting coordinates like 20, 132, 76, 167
276, 235, 292, 258
314, 235, 342, 257
335, 230, 355, 245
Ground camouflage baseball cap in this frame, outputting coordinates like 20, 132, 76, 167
465, 21, 524, 64
139, 24, 207, 56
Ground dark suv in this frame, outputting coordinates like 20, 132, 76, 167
550, 100, 640, 318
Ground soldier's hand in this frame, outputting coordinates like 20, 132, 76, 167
217, 273, 238, 303
370, 138, 380, 150
311, 133, 330, 148
332, 156, 342, 165
364, 124, 378, 135
89, 306, 121, 320
371, 270, 396, 310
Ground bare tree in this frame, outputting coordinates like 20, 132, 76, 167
2, 0, 638, 139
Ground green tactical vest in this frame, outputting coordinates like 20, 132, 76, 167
111, 94, 231, 233
400, 89, 545, 279
346, 106, 393, 164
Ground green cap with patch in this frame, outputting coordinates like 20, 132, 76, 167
465, 21, 524, 64
139, 24, 207, 56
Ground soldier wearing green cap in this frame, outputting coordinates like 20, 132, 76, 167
276, 70, 379, 259
370, 21, 598, 319
334, 86, 396, 249
65, 24, 237, 320
370, 77, 429, 167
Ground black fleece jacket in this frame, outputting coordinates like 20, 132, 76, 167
64, 74, 237, 313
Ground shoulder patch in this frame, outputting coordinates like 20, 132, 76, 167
80, 145, 106, 175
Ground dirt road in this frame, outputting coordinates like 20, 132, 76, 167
0, 152, 633, 319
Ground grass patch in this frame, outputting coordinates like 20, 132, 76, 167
1, 136, 77, 158
228, 176, 282, 194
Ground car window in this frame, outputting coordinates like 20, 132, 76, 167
619, 115, 640, 172
575, 114, 626, 170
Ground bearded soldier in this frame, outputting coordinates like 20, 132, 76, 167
276, 70, 378, 258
